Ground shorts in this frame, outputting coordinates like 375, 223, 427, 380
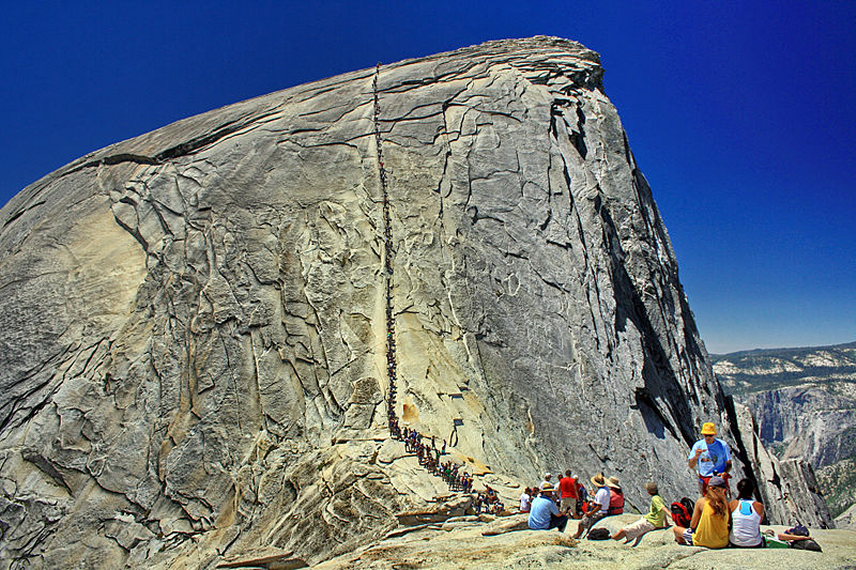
682, 527, 695, 546
560, 497, 576, 512
580, 511, 606, 532
622, 518, 656, 540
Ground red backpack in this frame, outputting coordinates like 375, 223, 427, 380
607, 489, 625, 515
670, 497, 695, 527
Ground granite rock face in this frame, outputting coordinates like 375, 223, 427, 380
0, 37, 830, 568
731, 403, 834, 528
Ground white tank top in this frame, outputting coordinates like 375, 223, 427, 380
730, 500, 762, 546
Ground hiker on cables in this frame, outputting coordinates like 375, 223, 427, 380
688, 422, 732, 495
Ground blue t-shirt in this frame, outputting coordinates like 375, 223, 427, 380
689, 438, 731, 477
528, 496, 559, 529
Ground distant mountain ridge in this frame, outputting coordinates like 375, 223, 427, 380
712, 339, 856, 359
713, 340, 856, 395
713, 341, 856, 525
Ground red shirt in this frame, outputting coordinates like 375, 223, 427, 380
559, 476, 578, 499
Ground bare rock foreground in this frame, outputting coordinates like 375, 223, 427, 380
313, 515, 856, 570
0, 37, 842, 568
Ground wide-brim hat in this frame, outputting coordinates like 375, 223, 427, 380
701, 422, 717, 436
606, 476, 621, 489
541, 483, 556, 492
590, 473, 606, 487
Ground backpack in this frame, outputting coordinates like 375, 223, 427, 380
587, 527, 611, 540
790, 539, 822, 552
607, 489, 625, 515
670, 498, 693, 528
786, 523, 821, 552
786, 524, 810, 537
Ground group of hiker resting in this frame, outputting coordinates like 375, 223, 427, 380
522, 471, 636, 539
521, 422, 818, 550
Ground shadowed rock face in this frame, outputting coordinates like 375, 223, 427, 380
0, 37, 829, 568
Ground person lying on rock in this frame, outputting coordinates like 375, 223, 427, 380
572, 473, 611, 539
672, 476, 730, 549
688, 422, 732, 495
611, 481, 670, 543
528, 483, 569, 532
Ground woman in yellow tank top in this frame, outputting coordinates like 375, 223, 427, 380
672, 476, 730, 548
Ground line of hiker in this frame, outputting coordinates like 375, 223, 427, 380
390, 422, 473, 492
520, 421, 821, 551
373, 63, 478, 498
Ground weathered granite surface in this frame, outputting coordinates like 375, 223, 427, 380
0, 37, 831, 568
314, 514, 856, 570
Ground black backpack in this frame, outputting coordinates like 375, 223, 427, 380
786, 524, 810, 536
790, 539, 822, 552
786, 524, 821, 552
587, 527, 610, 540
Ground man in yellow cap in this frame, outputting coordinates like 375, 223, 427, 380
688, 422, 732, 495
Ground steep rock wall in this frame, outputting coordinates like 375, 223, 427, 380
0, 37, 828, 568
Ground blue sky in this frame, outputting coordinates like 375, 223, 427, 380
1, 1, 853, 353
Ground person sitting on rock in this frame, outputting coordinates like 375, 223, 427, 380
673, 476, 730, 549
520, 487, 533, 513
611, 481, 670, 543
688, 422, 732, 495
729, 478, 765, 548
572, 473, 611, 539
528, 483, 569, 531
539, 472, 553, 490
606, 477, 625, 515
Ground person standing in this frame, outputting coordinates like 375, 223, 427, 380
539, 472, 553, 490
688, 422, 732, 495
558, 471, 579, 516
